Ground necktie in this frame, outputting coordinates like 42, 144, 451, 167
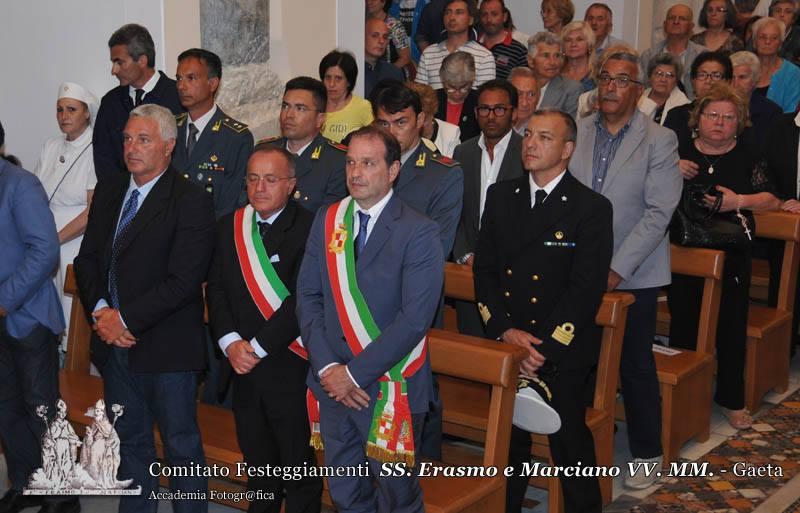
187, 123, 199, 156
134, 89, 144, 107
257, 220, 271, 241
355, 211, 371, 259
533, 189, 548, 210
109, 190, 140, 309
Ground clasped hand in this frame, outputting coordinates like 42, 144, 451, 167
320, 364, 370, 411
227, 340, 260, 375
92, 307, 136, 348
501, 328, 546, 376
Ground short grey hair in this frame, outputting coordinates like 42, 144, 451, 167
508, 66, 537, 81
440, 51, 476, 85
528, 31, 563, 58
129, 104, 177, 141
561, 21, 596, 52
752, 16, 787, 43
770, 0, 799, 15
730, 51, 761, 82
646, 52, 683, 81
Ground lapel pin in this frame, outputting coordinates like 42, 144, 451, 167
561, 195, 567, 201
515, 188, 520, 194
555, 231, 564, 240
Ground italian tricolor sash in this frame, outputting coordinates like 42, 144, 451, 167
324, 197, 427, 466
233, 205, 322, 448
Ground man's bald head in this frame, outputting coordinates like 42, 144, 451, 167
365, 18, 391, 64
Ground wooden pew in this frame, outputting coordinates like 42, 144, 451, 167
61, 265, 526, 512
656, 212, 800, 413
652, 245, 725, 464
442, 263, 635, 512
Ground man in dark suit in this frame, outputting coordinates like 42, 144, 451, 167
93, 24, 183, 182
74, 104, 215, 513
260, 77, 348, 213
0, 132, 78, 513
474, 109, 613, 513
206, 145, 321, 513
173, 48, 254, 219
297, 126, 443, 513
453, 79, 524, 336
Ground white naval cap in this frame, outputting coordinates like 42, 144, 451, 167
58, 82, 100, 124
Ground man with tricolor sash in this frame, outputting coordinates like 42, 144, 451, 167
206, 145, 322, 513
297, 126, 444, 513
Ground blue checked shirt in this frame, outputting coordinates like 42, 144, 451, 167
591, 116, 631, 193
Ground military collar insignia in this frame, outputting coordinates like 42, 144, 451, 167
415, 152, 426, 168
212, 119, 222, 132
311, 145, 323, 160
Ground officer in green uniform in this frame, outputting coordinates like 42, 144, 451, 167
172, 48, 254, 219
259, 76, 347, 213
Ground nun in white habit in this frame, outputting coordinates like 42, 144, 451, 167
32, 82, 99, 349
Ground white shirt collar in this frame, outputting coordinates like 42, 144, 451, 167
255, 206, 285, 225
400, 141, 422, 165
529, 169, 566, 207
536, 81, 549, 109
477, 129, 513, 154
128, 70, 161, 103
187, 105, 218, 140
353, 189, 394, 241
288, 138, 315, 157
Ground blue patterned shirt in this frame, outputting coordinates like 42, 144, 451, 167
591, 116, 632, 192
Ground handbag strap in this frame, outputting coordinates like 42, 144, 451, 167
48, 142, 92, 204
683, 184, 722, 222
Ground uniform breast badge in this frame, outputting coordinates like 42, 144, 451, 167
311, 145, 322, 160
555, 231, 564, 240
328, 223, 348, 254
552, 322, 575, 346
210, 154, 218, 162
478, 302, 492, 323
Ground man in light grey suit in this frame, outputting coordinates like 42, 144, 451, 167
527, 32, 583, 119
570, 48, 682, 490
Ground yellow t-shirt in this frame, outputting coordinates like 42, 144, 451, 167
321, 96, 374, 143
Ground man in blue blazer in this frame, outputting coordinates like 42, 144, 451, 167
0, 133, 76, 512
297, 126, 444, 513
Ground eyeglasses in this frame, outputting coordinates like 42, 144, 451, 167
444, 83, 472, 94
280, 102, 319, 114
476, 104, 512, 117
246, 174, 294, 185
694, 71, 725, 81
652, 70, 676, 79
597, 74, 642, 88
705, 6, 728, 13
701, 111, 737, 123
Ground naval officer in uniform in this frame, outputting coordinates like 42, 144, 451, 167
259, 77, 348, 213
473, 108, 614, 513
172, 48, 254, 218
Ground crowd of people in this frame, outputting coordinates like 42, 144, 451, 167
2, 1, 800, 513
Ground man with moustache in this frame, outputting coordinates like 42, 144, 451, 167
75, 104, 215, 513
365, 18, 405, 98
453, 79, 525, 336
509, 67, 541, 135
93, 24, 183, 181
570, 49, 682, 490
172, 48, 254, 219
297, 126, 443, 513
206, 145, 322, 513
260, 77, 347, 213
474, 108, 613, 513
528, 32, 583, 119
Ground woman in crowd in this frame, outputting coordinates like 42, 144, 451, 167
640, 53, 691, 125
540, 0, 574, 34
407, 81, 461, 157
434, 51, 480, 142
668, 82, 780, 430
319, 50, 374, 143
691, 0, 744, 53
365, 0, 412, 73
769, 0, 800, 63
32, 82, 98, 350
752, 16, 800, 112
561, 20, 596, 91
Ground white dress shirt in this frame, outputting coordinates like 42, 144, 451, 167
529, 169, 566, 207
185, 105, 218, 146
128, 70, 161, 104
218, 207, 286, 358
478, 130, 513, 220
536, 81, 550, 109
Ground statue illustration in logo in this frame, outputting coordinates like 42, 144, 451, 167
80, 400, 127, 489
40, 400, 82, 489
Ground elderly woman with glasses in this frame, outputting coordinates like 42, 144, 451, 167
751, 16, 800, 111
641, 53, 691, 124
560, 20, 596, 91
434, 51, 480, 141
691, 0, 745, 52
668, 82, 780, 430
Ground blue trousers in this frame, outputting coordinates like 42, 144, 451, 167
102, 347, 207, 513
0, 319, 59, 490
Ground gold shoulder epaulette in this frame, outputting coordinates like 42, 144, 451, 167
222, 118, 249, 133
175, 112, 187, 126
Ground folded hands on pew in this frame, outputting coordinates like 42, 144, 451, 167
227, 340, 260, 375
321, 364, 370, 410
92, 307, 136, 348
782, 199, 800, 213
501, 328, 545, 376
